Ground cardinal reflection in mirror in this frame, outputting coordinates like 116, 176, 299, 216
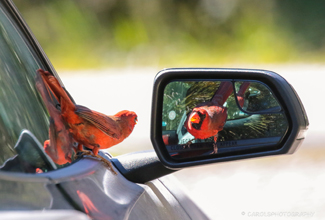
184, 82, 250, 154
162, 79, 289, 159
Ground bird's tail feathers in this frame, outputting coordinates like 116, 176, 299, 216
211, 81, 233, 106
37, 69, 75, 112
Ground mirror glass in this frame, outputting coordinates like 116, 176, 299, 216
234, 81, 281, 113
162, 80, 288, 159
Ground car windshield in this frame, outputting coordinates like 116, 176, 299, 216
0, 2, 57, 173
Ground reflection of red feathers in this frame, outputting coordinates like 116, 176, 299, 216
77, 190, 111, 220
237, 82, 250, 108
184, 81, 249, 153
36, 72, 74, 165
77, 190, 99, 214
36, 69, 137, 165
162, 134, 169, 145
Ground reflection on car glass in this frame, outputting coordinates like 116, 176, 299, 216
162, 80, 288, 159
0, 5, 49, 172
0, 130, 56, 173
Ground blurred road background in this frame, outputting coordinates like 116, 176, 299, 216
15, 1, 325, 219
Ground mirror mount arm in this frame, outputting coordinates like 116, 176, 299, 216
111, 150, 177, 184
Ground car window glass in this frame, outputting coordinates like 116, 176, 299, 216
0, 3, 60, 173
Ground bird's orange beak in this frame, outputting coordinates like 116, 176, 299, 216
190, 113, 200, 123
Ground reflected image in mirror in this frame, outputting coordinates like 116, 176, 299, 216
162, 80, 288, 159
235, 81, 281, 113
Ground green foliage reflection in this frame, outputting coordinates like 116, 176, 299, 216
163, 80, 288, 145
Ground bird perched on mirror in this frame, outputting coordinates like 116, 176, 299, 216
36, 69, 137, 173
184, 81, 250, 154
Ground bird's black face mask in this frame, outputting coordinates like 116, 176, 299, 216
191, 111, 206, 130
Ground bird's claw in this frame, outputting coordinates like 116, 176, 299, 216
183, 140, 193, 149
210, 142, 218, 154
75, 150, 117, 175
210, 135, 218, 154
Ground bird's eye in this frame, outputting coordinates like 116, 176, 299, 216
135, 117, 138, 122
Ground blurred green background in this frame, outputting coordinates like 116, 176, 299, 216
14, 0, 325, 69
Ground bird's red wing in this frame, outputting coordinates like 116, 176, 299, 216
209, 106, 227, 131
75, 105, 122, 139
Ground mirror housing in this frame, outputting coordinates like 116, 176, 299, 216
151, 68, 308, 169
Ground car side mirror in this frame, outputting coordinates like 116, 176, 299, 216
151, 68, 308, 169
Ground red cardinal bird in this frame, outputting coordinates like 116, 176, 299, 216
36, 71, 74, 165
36, 69, 137, 170
184, 81, 249, 154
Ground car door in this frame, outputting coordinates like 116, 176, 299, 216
0, 1, 208, 219
0, 0, 74, 211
